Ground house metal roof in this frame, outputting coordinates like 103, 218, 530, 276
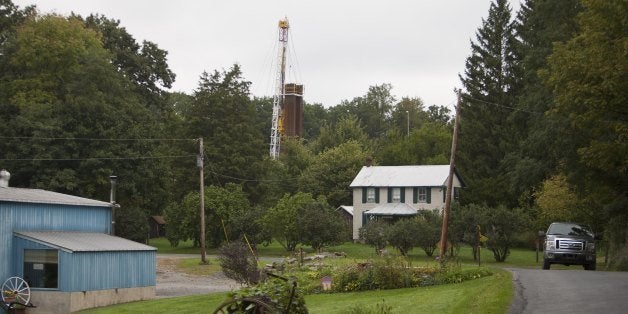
0, 187, 111, 207
364, 203, 417, 216
349, 165, 463, 187
14, 231, 156, 252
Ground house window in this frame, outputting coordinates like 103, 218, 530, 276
23, 249, 58, 289
367, 188, 376, 203
417, 187, 427, 202
392, 188, 401, 203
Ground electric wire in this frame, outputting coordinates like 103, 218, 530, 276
0, 136, 196, 142
0, 155, 196, 161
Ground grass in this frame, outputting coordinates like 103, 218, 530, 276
112, 238, 556, 314
306, 269, 512, 314
79, 269, 512, 314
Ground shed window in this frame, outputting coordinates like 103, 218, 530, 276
23, 249, 58, 289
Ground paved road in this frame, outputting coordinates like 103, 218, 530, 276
508, 268, 628, 314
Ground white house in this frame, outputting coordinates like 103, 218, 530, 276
349, 165, 465, 240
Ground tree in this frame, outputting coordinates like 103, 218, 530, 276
310, 115, 370, 154
299, 141, 370, 207
262, 192, 314, 251
340, 84, 395, 139
298, 199, 345, 252
377, 122, 451, 166
449, 203, 485, 261
386, 218, 421, 256
504, 0, 582, 206
302, 102, 328, 142
458, 0, 520, 206
81, 14, 176, 98
164, 183, 259, 248
543, 0, 628, 268
184, 65, 266, 192
204, 183, 258, 247
359, 220, 389, 254
534, 173, 585, 228
483, 205, 529, 262
415, 211, 442, 257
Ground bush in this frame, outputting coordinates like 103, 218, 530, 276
342, 299, 393, 314
360, 220, 389, 254
386, 219, 421, 256
218, 241, 259, 285
223, 276, 308, 314
331, 258, 491, 292
436, 267, 493, 284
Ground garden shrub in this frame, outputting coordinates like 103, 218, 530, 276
436, 267, 493, 284
218, 241, 259, 285
342, 299, 393, 314
224, 276, 309, 313
330, 259, 491, 292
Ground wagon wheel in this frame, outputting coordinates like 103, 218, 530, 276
213, 297, 275, 314
1, 277, 31, 306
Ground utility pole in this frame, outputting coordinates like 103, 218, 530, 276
109, 175, 117, 236
439, 90, 461, 264
406, 110, 410, 137
198, 138, 207, 264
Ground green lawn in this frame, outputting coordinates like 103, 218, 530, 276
79, 269, 512, 314
98, 239, 549, 314
151, 237, 546, 269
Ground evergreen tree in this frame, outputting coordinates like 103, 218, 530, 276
184, 65, 266, 191
458, 0, 520, 206
504, 0, 582, 206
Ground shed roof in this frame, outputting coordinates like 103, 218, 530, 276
364, 203, 417, 216
349, 165, 464, 187
0, 187, 111, 207
15, 231, 156, 252
336, 205, 353, 216
151, 215, 166, 225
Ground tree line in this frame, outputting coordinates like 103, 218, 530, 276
0, 0, 625, 267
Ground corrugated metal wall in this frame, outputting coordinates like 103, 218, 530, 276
12, 237, 155, 291
62, 251, 155, 291
1, 201, 110, 282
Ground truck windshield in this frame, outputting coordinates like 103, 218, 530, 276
548, 223, 593, 237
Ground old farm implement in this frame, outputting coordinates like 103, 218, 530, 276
1, 277, 35, 312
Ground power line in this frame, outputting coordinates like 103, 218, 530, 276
0, 136, 196, 142
0, 155, 196, 161
205, 169, 300, 183
461, 94, 545, 116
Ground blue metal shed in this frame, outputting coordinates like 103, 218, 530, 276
0, 173, 157, 313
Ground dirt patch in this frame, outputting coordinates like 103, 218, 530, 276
156, 255, 239, 298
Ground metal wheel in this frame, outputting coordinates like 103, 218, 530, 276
213, 297, 275, 314
1, 277, 31, 306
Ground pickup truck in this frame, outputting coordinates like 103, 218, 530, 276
541, 222, 596, 270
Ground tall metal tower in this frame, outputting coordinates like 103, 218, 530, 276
269, 18, 290, 159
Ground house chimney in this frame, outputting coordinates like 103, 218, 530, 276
0, 169, 10, 187
365, 156, 373, 167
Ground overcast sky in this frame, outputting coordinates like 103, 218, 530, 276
14, 0, 520, 109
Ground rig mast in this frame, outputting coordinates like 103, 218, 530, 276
269, 18, 289, 159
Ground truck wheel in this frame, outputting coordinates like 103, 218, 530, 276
542, 259, 550, 270
584, 262, 596, 271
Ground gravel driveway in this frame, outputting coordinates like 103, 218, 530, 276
156, 254, 239, 298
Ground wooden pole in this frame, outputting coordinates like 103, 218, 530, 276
198, 138, 207, 264
439, 91, 461, 263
